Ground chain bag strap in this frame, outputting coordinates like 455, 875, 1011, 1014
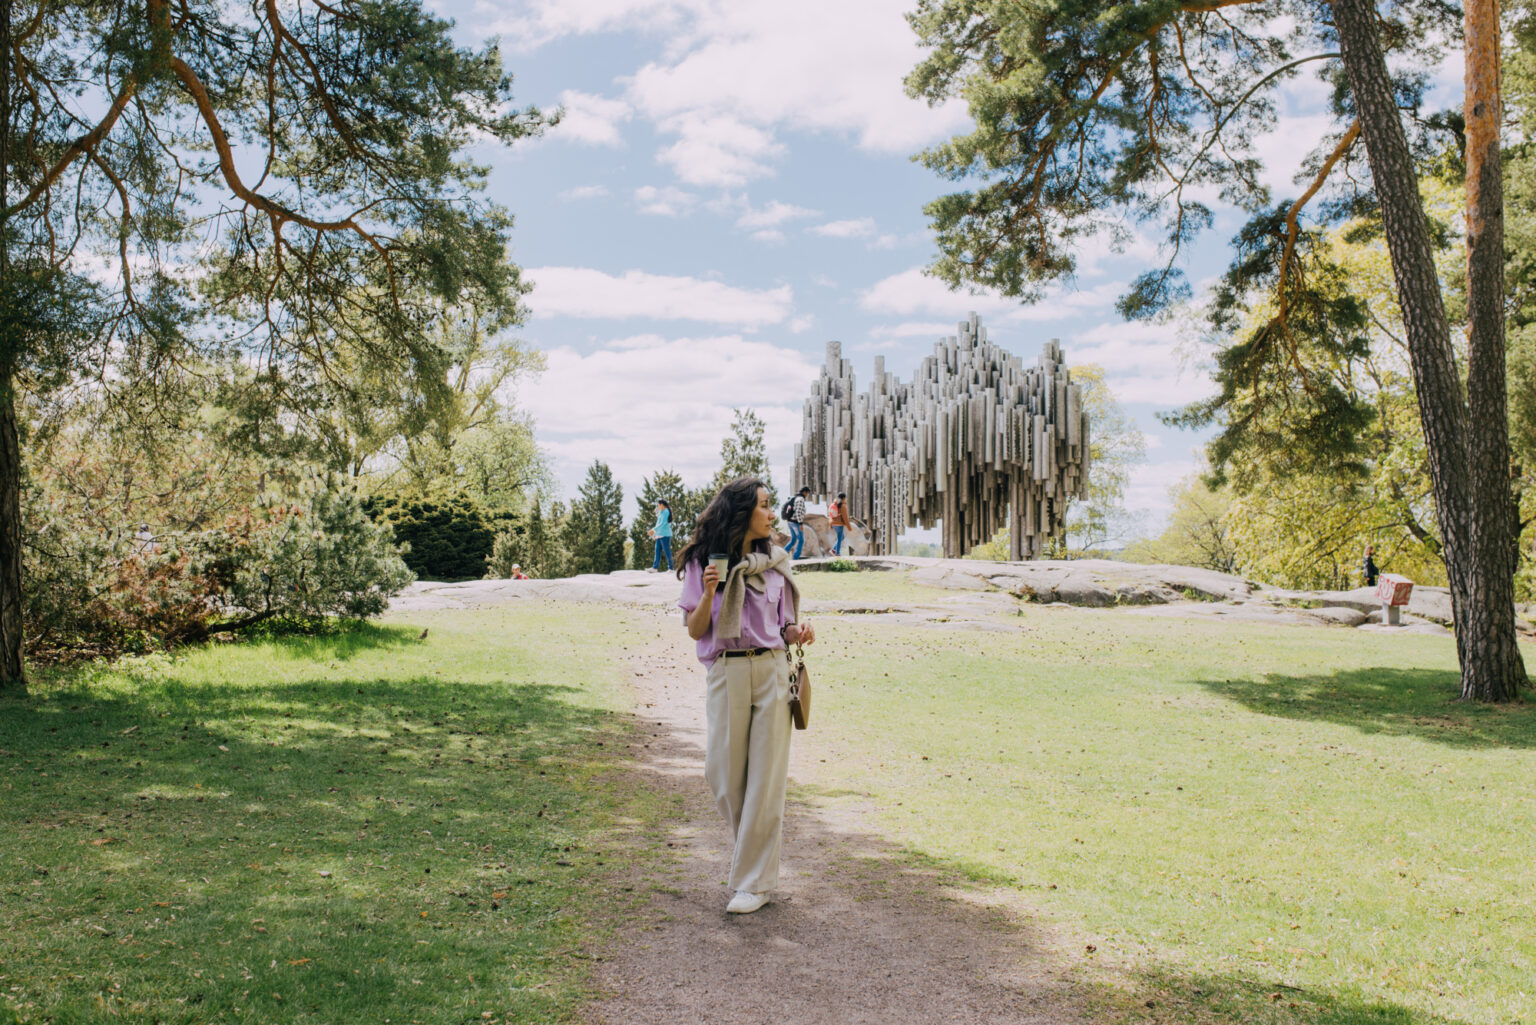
786, 641, 810, 730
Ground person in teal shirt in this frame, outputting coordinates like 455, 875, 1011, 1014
649, 500, 674, 571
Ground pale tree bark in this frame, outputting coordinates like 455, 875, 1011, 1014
1331, 0, 1527, 701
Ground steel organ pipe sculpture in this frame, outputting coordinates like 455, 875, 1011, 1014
791, 313, 1089, 559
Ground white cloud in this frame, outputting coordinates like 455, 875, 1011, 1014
870, 232, 909, 250
1006, 281, 1124, 322
552, 90, 632, 146
1069, 321, 1216, 405
655, 113, 786, 187
737, 199, 819, 230
1250, 113, 1339, 196
1070, 225, 1164, 278
491, 0, 970, 186
860, 268, 1019, 320
810, 217, 877, 239
750, 229, 786, 244
1123, 455, 1209, 523
558, 184, 609, 201
1071, 320, 1183, 373
868, 320, 956, 340
1103, 372, 1216, 406
860, 268, 1144, 328
478, 0, 696, 51
524, 266, 795, 327
510, 332, 820, 501
634, 184, 697, 216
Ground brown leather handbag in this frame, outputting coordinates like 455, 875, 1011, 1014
787, 642, 810, 730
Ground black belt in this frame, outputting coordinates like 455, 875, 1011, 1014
721, 647, 772, 658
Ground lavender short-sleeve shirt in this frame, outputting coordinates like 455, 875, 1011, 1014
678, 560, 794, 666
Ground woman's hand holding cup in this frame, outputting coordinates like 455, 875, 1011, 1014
704, 553, 729, 592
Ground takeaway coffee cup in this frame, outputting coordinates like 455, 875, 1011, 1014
708, 553, 729, 581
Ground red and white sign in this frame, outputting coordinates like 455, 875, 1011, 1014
1375, 574, 1414, 607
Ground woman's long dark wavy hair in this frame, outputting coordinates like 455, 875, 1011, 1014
675, 477, 772, 578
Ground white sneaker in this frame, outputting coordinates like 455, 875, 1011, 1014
726, 890, 769, 914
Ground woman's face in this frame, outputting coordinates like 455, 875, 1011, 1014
744, 487, 775, 542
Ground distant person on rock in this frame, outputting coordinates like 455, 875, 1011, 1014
781, 485, 809, 559
510, 563, 529, 580
676, 476, 815, 915
829, 491, 850, 555
648, 499, 674, 572
1362, 545, 1379, 587
133, 523, 160, 555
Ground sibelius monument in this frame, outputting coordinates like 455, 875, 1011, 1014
792, 312, 1089, 560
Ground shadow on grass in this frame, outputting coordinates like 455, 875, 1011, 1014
238, 619, 425, 663
1115, 966, 1469, 1025
593, 736, 1469, 1025
1196, 667, 1536, 749
0, 656, 637, 1024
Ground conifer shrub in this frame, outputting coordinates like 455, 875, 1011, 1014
365, 493, 512, 582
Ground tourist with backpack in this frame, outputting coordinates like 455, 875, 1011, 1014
781, 486, 810, 559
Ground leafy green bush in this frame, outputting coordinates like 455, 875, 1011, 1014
24, 472, 412, 662
366, 492, 511, 581
825, 557, 860, 572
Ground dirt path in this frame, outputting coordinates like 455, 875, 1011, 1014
587, 611, 1086, 1025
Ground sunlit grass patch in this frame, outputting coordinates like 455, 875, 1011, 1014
801, 607, 1536, 1025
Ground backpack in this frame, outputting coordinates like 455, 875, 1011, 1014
781, 497, 798, 522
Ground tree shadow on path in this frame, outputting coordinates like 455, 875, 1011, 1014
594, 640, 1467, 1025
590, 721, 1079, 1025
1196, 667, 1536, 749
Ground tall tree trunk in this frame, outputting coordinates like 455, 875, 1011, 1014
1461, 0, 1527, 700
0, 386, 21, 693
0, 0, 22, 695
1331, 0, 1527, 701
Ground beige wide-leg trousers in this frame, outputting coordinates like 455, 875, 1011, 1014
703, 650, 793, 893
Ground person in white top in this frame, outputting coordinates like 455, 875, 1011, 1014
134, 523, 160, 555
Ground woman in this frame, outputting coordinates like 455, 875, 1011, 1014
676, 477, 816, 914
648, 499, 673, 572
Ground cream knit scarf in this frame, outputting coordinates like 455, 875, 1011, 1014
716, 546, 800, 640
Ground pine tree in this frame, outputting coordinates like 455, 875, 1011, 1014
627, 470, 710, 570
567, 461, 626, 575
0, 0, 551, 693
907, 0, 1528, 700
711, 409, 777, 495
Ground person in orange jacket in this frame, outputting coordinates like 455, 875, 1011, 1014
829, 492, 851, 555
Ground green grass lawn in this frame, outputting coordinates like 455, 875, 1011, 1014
6, 572, 1535, 1025
0, 605, 672, 1025
799, 599, 1536, 1025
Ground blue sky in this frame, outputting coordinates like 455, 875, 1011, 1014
423, 0, 1458, 540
